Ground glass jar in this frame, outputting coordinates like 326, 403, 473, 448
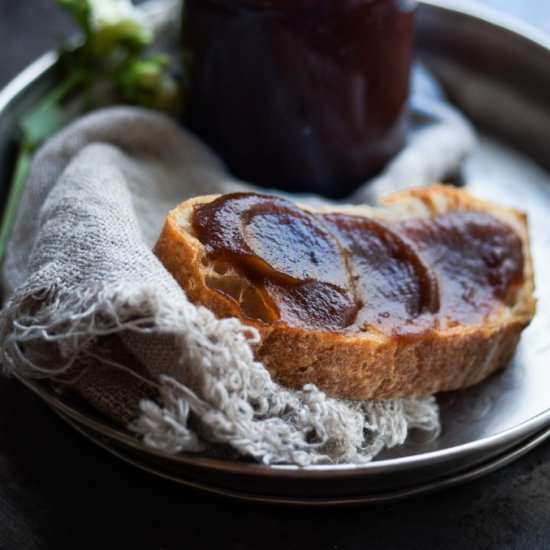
184, 0, 415, 198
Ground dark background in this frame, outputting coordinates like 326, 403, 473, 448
1, 1, 550, 549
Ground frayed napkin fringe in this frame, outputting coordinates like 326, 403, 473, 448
1, 281, 440, 466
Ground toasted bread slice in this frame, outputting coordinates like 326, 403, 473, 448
154, 186, 536, 399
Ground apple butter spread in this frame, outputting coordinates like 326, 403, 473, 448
192, 193, 525, 335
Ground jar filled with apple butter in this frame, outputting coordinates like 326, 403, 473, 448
183, 0, 416, 198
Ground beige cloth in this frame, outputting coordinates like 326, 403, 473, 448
0, 107, 443, 465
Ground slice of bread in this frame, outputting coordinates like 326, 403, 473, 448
154, 185, 536, 400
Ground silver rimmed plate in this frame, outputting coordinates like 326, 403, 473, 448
1, 0, 550, 504
57, 411, 550, 506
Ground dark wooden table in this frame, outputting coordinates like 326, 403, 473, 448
1, 1, 550, 549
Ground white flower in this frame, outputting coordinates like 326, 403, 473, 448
89, 0, 151, 34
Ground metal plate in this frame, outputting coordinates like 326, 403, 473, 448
56, 410, 550, 507
1, 0, 550, 503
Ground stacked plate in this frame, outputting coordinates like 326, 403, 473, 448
1, 0, 550, 505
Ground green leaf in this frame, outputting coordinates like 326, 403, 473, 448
0, 148, 33, 262
20, 103, 66, 149
19, 72, 82, 148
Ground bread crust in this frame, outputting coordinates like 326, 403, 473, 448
154, 185, 536, 399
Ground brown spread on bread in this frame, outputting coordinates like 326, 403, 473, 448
191, 193, 524, 337
154, 186, 535, 399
